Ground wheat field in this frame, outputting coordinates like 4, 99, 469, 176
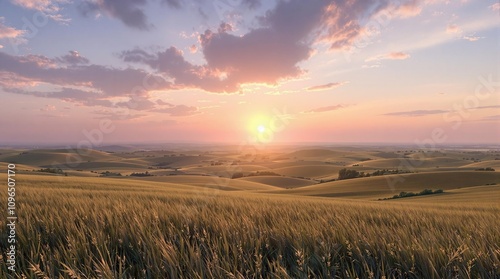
1, 174, 499, 278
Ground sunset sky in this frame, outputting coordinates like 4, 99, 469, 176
0, 0, 498, 145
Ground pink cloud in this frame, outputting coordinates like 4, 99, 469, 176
11, 0, 69, 23
392, 0, 422, 18
462, 35, 482, 42
306, 82, 347, 92
490, 3, 500, 13
189, 44, 198, 53
446, 24, 461, 34
366, 51, 410, 62
0, 51, 173, 109
0, 18, 25, 39
40, 105, 56, 112
56, 51, 90, 65
302, 104, 345, 114
119, 0, 421, 93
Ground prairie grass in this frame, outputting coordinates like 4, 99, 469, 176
0, 174, 499, 278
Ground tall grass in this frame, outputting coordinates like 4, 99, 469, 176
1, 175, 499, 278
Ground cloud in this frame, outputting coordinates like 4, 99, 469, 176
445, 21, 487, 44
462, 35, 482, 42
383, 109, 447, 116
477, 105, 500, 110
446, 24, 461, 34
366, 51, 410, 62
392, 0, 422, 17
10, 0, 70, 23
0, 51, 173, 108
480, 115, 500, 121
11, 0, 62, 12
306, 81, 347, 92
161, 0, 182, 9
362, 64, 381, 69
40, 104, 56, 111
189, 44, 198, 53
93, 109, 146, 120
56, 51, 90, 65
79, 0, 150, 30
118, 0, 420, 93
490, 3, 500, 13
385, 105, 500, 117
0, 18, 25, 39
152, 104, 199, 116
302, 104, 344, 114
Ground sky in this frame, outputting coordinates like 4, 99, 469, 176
0, 0, 498, 145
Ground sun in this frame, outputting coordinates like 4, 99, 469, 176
257, 125, 266, 133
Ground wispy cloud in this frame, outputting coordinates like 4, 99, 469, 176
479, 114, 500, 121
56, 51, 90, 65
490, 3, 500, 13
366, 51, 410, 62
383, 109, 447, 117
446, 23, 461, 34
151, 104, 200, 117
79, 0, 150, 30
462, 35, 483, 42
0, 51, 172, 109
302, 104, 345, 114
0, 18, 25, 39
306, 81, 347, 92
385, 105, 500, 117
446, 23, 484, 42
11, 0, 70, 23
40, 105, 56, 112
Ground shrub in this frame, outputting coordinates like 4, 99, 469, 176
231, 172, 244, 179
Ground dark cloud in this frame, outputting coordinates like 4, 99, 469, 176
480, 115, 500, 121
0, 51, 174, 110
119, 0, 418, 93
4, 87, 114, 107
0, 51, 171, 97
121, 46, 239, 92
477, 105, 500, 109
79, 0, 150, 30
162, 0, 182, 9
56, 51, 90, 65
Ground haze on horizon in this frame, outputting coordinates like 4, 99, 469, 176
0, 0, 499, 145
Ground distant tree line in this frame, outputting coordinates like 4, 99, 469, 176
130, 171, 154, 177
35, 168, 67, 176
231, 171, 281, 179
379, 189, 444, 200
99, 171, 122, 177
337, 168, 412, 180
475, 167, 495, 171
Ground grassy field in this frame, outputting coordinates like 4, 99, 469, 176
1, 173, 499, 278
0, 147, 499, 278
